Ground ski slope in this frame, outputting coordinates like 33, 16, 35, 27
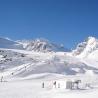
0, 73, 98, 98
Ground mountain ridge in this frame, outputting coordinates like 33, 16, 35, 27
0, 37, 69, 52
0, 36, 98, 77
72, 36, 98, 58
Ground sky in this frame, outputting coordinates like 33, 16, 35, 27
0, 0, 98, 49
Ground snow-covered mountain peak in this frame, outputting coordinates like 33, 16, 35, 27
34, 38, 49, 42
24, 38, 68, 52
0, 37, 69, 52
84, 36, 98, 51
85, 36, 98, 45
72, 36, 98, 58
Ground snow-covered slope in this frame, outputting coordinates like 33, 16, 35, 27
71, 36, 98, 70
0, 37, 23, 49
1, 37, 98, 98
0, 48, 98, 79
72, 37, 98, 58
0, 36, 98, 78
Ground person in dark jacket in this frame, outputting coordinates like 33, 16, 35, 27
42, 82, 45, 88
53, 81, 56, 88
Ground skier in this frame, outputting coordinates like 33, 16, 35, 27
11, 72, 14, 75
42, 82, 44, 88
58, 83, 60, 88
24, 66, 26, 71
1, 76, 3, 82
53, 81, 56, 88
74, 80, 81, 89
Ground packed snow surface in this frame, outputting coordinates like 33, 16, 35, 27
0, 73, 98, 98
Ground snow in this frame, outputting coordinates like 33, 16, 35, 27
72, 36, 98, 58
0, 37, 23, 49
0, 36, 98, 98
0, 74, 98, 98
17, 38, 68, 52
0, 48, 91, 76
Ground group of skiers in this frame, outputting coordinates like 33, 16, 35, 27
42, 81, 60, 88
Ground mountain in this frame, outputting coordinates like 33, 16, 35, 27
1, 36, 98, 98
0, 48, 97, 77
0, 36, 98, 78
72, 36, 98, 58
0, 37, 23, 49
0, 37, 69, 52
18, 38, 69, 52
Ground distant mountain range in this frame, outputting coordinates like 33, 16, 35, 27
0, 36, 98, 77
0, 37, 69, 52
0, 36, 98, 57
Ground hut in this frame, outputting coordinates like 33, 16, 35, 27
66, 80, 81, 90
